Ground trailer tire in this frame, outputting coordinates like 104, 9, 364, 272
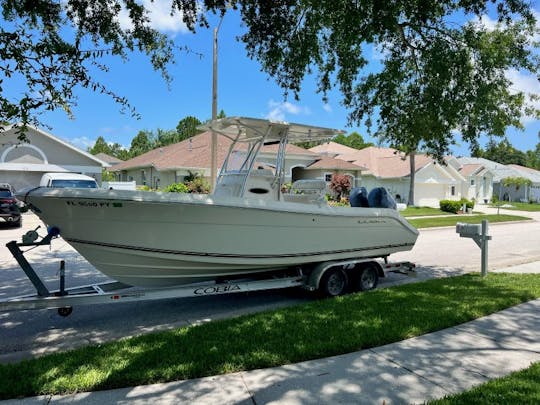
356, 264, 379, 291
319, 268, 348, 297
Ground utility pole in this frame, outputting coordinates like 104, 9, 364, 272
211, 16, 224, 190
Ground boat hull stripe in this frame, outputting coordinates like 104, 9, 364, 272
66, 238, 414, 259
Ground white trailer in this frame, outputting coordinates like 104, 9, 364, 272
1, 228, 415, 317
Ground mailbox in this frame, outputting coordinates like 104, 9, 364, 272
456, 219, 491, 277
456, 223, 481, 238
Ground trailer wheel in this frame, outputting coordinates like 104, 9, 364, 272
356, 265, 379, 291
57, 306, 73, 317
319, 268, 348, 297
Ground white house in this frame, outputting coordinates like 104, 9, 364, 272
0, 125, 109, 191
311, 143, 466, 207
446, 157, 493, 203
457, 157, 539, 202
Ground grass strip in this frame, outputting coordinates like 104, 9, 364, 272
408, 214, 530, 229
401, 207, 453, 217
490, 202, 540, 212
431, 361, 540, 404
1, 273, 540, 399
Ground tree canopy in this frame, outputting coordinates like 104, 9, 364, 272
0, 0, 229, 132
3, 1, 538, 171
333, 132, 373, 150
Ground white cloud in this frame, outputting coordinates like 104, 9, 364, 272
118, 1, 189, 34
69, 136, 95, 150
265, 100, 311, 121
323, 103, 333, 113
506, 69, 540, 124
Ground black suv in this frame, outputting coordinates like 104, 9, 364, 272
0, 183, 22, 227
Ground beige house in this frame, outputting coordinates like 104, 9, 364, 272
0, 125, 109, 191
111, 132, 365, 191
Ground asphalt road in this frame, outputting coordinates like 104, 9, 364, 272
1, 208, 539, 363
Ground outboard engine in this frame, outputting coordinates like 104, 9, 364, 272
349, 187, 370, 207
367, 187, 397, 210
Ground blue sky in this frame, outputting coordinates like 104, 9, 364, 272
13, 4, 540, 156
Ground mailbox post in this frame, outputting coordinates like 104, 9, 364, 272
456, 219, 492, 276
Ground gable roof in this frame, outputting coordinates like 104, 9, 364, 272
95, 152, 123, 165
309, 141, 360, 156
1, 124, 110, 168
457, 157, 527, 182
330, 146, 433, 178
507, 164, 540, 183
305, 156, 366, 171
111, 132, 318, 173
459, 164, 484, 177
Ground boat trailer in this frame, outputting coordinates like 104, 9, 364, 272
1, 227, 416, 317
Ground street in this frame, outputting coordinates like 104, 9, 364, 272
1, 209, 539, 363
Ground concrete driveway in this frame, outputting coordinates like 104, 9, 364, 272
1, 208, 539, 363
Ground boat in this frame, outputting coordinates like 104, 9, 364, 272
18, 117, 418, 288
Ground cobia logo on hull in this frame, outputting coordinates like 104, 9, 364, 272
193, 284, 241, 295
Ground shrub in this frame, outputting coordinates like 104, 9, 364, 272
186, 177, 210, 194
439, 199, 462, 214
281, 182, 292, 193
459, 197, 475, 210
329, 174, 352, 200
164, 182, 189, 193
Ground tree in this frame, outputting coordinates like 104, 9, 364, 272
525, 140, 540, 170
129, 130, 153, 157
0, 0, 228, 134
155, 128, 179, 147
333, 132, 373, 150
481, 138, 527, 166
88, 136, 113, 155
176, 116, 203, 141
236, 2, 538, 206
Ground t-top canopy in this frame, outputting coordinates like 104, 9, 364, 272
199, 117, 344, 143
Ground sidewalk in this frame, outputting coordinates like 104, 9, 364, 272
5, 263, 540, 404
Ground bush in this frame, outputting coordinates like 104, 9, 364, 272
329, 174, 352, 200
186, 177, 210, 194
439, 200, 462, 214
164, 182, 189, 193
459, 197, 475, 210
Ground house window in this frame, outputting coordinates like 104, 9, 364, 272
451, 185, 456, 196
324, 173, 333, 182
470, 179, 475, 186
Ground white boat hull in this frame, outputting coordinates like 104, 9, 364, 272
21, 188, 419, 287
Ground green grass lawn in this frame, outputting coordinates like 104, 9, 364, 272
1, 273, 540, 399
431, 362, 540, 404
490, 202, 540, 212
401, 206, 453, 217
408, 214, 530, 229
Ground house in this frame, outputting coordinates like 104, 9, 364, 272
507, 164, 540, 202
0, 125, 109, 191
311, 143, 466, 207
111, 133, 365, 192
457, 157, 540, 202
446, 158, 493, 203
